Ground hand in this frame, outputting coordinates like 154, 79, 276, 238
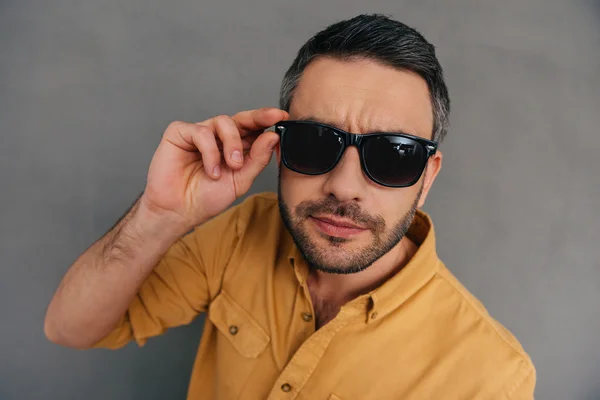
139, 108, 289, 230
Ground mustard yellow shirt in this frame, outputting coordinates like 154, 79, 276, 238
94, 192, 536, 399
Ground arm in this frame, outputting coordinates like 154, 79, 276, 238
44, 194, 189, 349
44, 108, 287, 350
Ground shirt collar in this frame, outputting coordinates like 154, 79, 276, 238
367, 210, 439, 322
285, 209, 440, 322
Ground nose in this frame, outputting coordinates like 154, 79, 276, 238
321, 146, 368, 203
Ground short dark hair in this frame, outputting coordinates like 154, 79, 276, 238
279, 14, 450, 143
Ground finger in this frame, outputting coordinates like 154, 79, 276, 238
217, 132, 259, 153
234, 131, 280, 194
230, 108, 289, 135
189, 125, 223, 179
210, 115, 245, 170
162, 121, 223, 179
163, 121, 205, 152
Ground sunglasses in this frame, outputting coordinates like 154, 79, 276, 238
274, 120, 438, 188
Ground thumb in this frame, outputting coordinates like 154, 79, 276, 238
235, 131, 279, 193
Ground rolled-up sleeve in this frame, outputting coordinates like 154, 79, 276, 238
92, 203, 241, 349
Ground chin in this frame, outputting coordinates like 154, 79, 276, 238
307, 254, 373, 275
302, 238, 371, 272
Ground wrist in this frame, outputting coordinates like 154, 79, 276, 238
132, 198, 191, 247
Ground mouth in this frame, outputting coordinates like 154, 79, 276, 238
309, 215, 368, 238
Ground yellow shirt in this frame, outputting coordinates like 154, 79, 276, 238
94, 192, 536, 399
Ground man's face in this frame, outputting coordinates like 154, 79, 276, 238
277, 57, 442, 274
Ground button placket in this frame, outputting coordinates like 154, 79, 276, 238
266, 308, 358, 400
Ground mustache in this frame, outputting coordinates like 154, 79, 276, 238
295, 197, 386, 233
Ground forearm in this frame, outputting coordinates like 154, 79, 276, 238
44, 194, 189, 349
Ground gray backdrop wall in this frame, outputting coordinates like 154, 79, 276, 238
1, 1, 599, 399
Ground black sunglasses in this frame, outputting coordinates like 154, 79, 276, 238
274, 120, 438, 188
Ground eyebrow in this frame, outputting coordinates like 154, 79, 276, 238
294, 115, 415, 136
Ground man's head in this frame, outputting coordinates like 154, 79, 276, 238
275, 14, 449, 274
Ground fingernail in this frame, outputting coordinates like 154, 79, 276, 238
231, 150, 243, 163
269, 140, 279, 149
213, 165, 220, 177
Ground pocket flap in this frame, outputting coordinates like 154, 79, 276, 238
208, 290, 270, 358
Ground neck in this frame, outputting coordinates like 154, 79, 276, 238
307, 235, 419, 306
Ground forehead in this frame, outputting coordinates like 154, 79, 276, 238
289, 57, 433, 139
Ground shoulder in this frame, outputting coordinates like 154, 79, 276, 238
234, 192, 280, 231
189, 191, 279, 237
430, 263, 536, 396
188, 191, 287, 265
435, 264, 530, 356
179, 192, 281, 274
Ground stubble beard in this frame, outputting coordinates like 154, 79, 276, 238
277, 175, 423, 275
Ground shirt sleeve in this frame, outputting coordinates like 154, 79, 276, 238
92, 203, 242, 349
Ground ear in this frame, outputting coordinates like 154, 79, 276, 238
417, 150, 442, 208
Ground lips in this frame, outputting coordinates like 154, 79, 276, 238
310, 215, 367, 238
312, 216, 365, 229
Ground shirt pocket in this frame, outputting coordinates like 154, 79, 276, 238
208, 289, 270, 358
328, 395, 344, 400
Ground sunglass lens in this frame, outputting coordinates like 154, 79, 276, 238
363, 136, 426, 186
282, 124, 343, 174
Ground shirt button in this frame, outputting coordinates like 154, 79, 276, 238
370, 311, 378, 320
281, 383, 292, 392
302, 312, 313, 322
229, 325, 239, 335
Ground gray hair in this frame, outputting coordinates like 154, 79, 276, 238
279, 14, 451, 143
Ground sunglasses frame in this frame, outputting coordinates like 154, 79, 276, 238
274, 120, 438, 188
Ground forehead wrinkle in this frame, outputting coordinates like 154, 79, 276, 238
325, 84, 417, 134
294, 114, 417, 136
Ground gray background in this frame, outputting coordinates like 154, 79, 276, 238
1, 0, 599, 399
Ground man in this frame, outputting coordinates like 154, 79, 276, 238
45, 14, 536, 399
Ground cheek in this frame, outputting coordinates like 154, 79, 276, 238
280, 168, 328, 206
374, 189, 420, 224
